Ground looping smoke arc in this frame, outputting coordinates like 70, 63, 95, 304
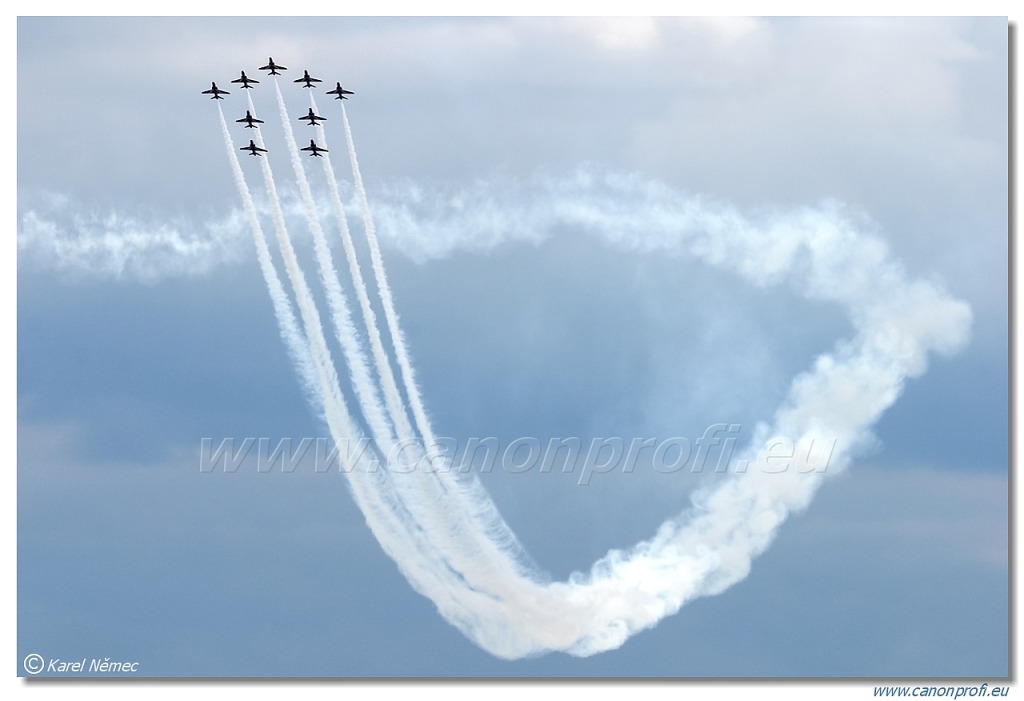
215, 82, 971, 660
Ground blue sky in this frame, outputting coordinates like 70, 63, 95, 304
15, 15, 1009, 679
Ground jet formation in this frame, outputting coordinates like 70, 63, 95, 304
203, 58, 354, 157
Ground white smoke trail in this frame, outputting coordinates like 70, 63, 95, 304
331, 103, 541, 576
227, 89, 507, 623
308, 96, 541, 591
269, 88, 520, 605
227, 89, 971, 660
226, 97, 389, 519
346, 173, 971, 659
341, 104, 441, 461
225, 102, 446, 593
308, 92, 418, 463
234, 92, 367, 474
270, 82, 395, 449
388, 193, 970, 659
216, 104, 317, 402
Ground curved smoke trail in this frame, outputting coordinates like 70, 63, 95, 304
360, 180, 971, 659
229, 88, 508, 619
340, 104, 442, 462
219, 91, 971, 660
306, 92, 417, 459
309, 95, 541, 593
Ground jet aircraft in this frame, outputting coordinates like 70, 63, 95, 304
240, 140, 268, 156
294, 70, 322, 88
259, 57, 287, 75
326, 82, 354, 100
300, 139, 328, 157
231, 71, 259, 89
236, 110, 264, 128
299, 108, 326, 126
201, 82, 229, 99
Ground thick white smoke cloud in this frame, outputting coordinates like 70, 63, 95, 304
16, 194, 249, 282
389, 188, 968, 658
